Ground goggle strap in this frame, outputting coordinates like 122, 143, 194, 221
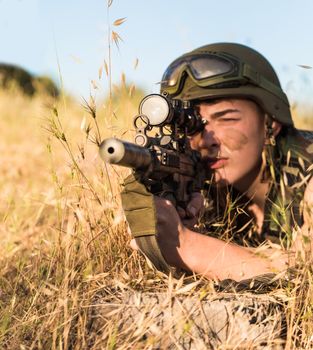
243, 64, 289, 104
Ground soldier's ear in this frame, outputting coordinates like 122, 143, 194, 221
264, 116, 282, 146
272, 121, 282, 137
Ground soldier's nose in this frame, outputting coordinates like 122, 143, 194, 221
199, 127, 220, 150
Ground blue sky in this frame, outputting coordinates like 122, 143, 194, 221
1, 0, 313, 106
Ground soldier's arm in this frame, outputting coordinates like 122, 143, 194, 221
154, 177, 313, 281
155, 197, 288, 281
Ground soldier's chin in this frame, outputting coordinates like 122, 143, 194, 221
213, 173, 230, 188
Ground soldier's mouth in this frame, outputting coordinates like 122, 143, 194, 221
207, 157, 228, 169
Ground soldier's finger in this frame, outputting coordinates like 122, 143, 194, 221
186, 192, 204, 218
177, 206, 187, 219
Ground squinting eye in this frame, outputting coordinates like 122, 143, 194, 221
219, 117, 239, 122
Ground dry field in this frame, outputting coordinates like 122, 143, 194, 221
0, 85, 313, 349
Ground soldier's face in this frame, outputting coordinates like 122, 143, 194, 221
190, 99, 267, 191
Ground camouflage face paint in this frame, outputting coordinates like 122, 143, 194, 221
220, 128, 248, 152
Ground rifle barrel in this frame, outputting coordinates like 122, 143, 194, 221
99, 138, 152, 170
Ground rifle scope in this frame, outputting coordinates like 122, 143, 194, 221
139, 93, 206, 134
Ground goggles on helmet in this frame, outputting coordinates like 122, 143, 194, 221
161, 52, 288, 104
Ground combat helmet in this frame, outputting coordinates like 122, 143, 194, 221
160, 42, 293, 126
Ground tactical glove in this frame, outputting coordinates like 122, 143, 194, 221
121, 173, 172, 273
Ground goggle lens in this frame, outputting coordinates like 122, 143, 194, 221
162, 54, 234, 88
189, 56, 233, 80
162, 59, 185, 87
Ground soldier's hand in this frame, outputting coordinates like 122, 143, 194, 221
121, 173, 157, 241
177, 192, 204, 229
121, 173, 185, 271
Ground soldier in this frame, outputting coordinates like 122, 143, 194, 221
122, 42, 313, 281
103, 42, 313, 348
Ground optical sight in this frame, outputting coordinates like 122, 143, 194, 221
137, 93, 206, 135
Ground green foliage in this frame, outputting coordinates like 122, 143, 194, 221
33, 75, 60, 98
0, 63, 34, 95
0, 63, 60, 97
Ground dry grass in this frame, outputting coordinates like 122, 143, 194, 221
291, 103, 313, 131
0, 84, 146, 349
0, 85, 313, 349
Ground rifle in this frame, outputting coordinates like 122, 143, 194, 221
99, 93, 210, 272
99, 93, 209, 207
